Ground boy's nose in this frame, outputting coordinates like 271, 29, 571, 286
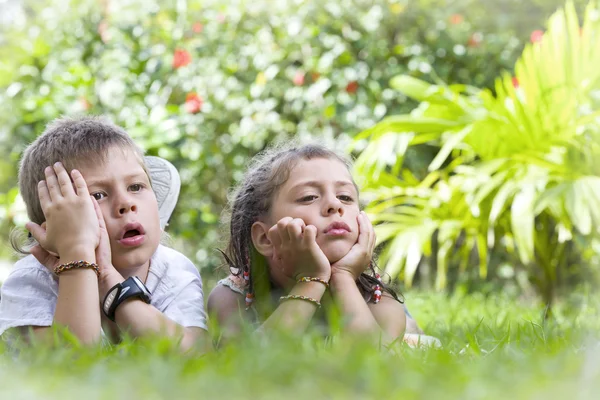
119, 202, 137, 214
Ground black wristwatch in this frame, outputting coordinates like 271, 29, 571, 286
102, 276, 152, 321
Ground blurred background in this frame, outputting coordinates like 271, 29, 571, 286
0, 0, 597, 317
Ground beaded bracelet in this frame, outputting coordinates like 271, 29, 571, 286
54, 260, 100, 278
279, 294, 321, 308
297, 276, 329, 288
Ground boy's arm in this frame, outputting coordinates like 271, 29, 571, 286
25, 164, 101, 344
99, 271, 209, 352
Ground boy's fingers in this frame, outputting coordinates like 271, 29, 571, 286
30, 244, 56, 269
44, 165, 61, 201
53, 162, 75, 198
91, 197, 106, 230
25, 222, 47, 248
70, 169, 90, 197
37, 181, 51, 213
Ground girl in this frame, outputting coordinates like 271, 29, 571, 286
208, 143, 432, 346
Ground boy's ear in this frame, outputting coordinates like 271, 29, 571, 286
251, 221, 273, 258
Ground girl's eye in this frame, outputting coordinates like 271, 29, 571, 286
299, 195, 318, 202
92, 192, 106, 201
338, 195, 354, 202
129, 184, 143, 192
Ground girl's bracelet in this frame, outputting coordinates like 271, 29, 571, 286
279, 294, 321, 308
54, 260, 100, 278
297, 276, 329, 288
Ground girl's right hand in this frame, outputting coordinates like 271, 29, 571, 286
267, 217, 331, 282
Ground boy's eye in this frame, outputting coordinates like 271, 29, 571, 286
92, 192, 106, 201
129, 184, 143, 192
338, 195, 354, 202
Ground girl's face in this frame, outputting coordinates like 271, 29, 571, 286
268, 157, 360, 264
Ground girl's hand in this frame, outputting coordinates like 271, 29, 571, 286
27, 163, 99, 258
267, 217, 331, 282
331, 212, 376, 280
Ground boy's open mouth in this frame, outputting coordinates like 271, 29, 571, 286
118, 222, 146, 246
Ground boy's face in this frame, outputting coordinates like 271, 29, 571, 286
77, 146, 160, 272
269, 157, 360, 264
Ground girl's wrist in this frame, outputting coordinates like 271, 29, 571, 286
329, 270, 357, 288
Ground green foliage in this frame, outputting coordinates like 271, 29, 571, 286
0, 0, 579, 267
0, 291, 598, 399
354, 1, 600, 306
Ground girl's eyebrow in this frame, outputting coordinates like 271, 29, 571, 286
291, 180, 356, 190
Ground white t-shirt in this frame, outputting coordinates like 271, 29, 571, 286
0, 244, 207, 337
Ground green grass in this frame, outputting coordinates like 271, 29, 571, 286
1, 292, 599, 400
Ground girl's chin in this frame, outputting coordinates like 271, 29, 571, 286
322, 244, 354, 264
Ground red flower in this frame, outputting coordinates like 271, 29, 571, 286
79, 96, 91, 111
530, 30, 544, 43
293, 71, 305, 86
193, 22, 203, 33
346, 81, 359, 94
449, 14, 464, 25
468, 32, 483, 47
173, 49, 192, 69
185, 93, 203, 113
512, 77, 520, 89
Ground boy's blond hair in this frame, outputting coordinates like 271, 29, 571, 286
18, 116, 147, 225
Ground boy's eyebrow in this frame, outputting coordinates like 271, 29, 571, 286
86, 172, 148, 186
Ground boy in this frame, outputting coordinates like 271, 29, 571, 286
0, 116, 207, 350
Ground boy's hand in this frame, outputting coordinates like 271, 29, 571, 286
91, 196, 119, 281
267, 217, 331, 282
331, 212, 376, 280
27, 163, 99, 259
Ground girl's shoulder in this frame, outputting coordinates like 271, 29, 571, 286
216, 274, 246, 295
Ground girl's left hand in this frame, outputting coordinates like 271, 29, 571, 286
330, 211, 376, 280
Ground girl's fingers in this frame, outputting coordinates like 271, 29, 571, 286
53, 162, 75, 198
267, 224, 283, 251
276, 217, 293, 243
37, 180, 51, 214
287, 218, 305, 242
302, 225, 317, 245
70, 169, 90, 197
362, 211, 376, 252
44, 166, 61, 201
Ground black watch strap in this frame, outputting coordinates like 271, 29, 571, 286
102, 276, 152, 321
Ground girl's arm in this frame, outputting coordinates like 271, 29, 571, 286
329, 272, 406, 343
329, 212, 406, 345
208, 279, 326, 340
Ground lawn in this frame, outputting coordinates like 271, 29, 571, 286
0, 291, 598, 400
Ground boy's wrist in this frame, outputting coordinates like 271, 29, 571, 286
98, 268, 125, 298
59, 246, 96, 265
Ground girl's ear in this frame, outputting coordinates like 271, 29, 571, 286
251, 221, 274, 257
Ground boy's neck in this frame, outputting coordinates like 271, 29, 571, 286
116, 260, 151, 283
